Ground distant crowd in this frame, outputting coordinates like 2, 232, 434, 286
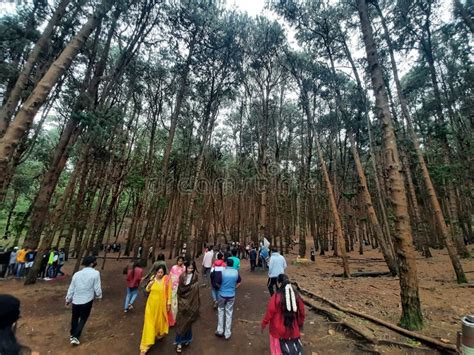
0, 247, 66, 280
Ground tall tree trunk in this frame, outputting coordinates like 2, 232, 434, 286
373, 0, 468, 278
23, 120, 81, 252
3, 192, 19, 238
140, 47, 193, 263
357, 0, 423, 330
400, 150, 431, 257
0, 0, 72, 136
314, 136, 350, 278
349, 133, 399, 275
0, 0, 114, 180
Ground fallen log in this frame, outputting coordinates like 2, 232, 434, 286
301, 295, 432, 352
293, 282, 457, 354
300, 294, 378, 344
69, 255, 134, 260
332, 271, 392, 277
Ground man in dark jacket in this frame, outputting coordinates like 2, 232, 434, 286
0, 249, 10, 278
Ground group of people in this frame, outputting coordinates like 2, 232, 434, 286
103, 243, 122, 253
0, 246, 65, 280
112, 253, 200, 353
125, 243, 303, 354
1, 241, 304, 355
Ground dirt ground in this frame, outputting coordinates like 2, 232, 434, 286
289, 244, 474, 347
0, 245, 472, 355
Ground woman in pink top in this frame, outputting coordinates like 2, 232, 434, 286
168, 256, 186, 326
124, 261, 143, 312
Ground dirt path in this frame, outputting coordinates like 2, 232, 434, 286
1, 256, 365, 355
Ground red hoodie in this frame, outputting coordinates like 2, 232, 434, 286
212, 259, 226, 268
262, 292, 305, 339
126, 266, 143, 288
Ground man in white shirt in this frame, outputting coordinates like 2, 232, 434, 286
202, 245, 214, 286
65, 256, 102, 345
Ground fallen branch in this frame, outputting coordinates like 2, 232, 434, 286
457, 283, 474, 288
237, 318, 260, 324
293, 282, 457, 353
303, 295, 432, 351
300, 294, 378, 344
332, 271, 392, 278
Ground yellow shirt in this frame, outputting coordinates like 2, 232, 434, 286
17, 249, 27, 263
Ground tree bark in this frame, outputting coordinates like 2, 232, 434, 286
315, 136, 350, 278
373, 0, 468, 279
0, 0, 114, 178
349, 133, 398, 275
357, 0, 423, 330
0, 0, 72, 136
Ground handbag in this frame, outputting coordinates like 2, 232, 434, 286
279, 338, 304, 355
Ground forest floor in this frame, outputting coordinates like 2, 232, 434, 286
289, 244, 474, 349
0, 245, 472, 355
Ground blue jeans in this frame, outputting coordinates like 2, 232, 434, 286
124, 287, 138, 309
175, 328, 192, 345
16, 262, 24, 277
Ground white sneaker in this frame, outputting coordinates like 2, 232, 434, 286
70, 337, 80, 345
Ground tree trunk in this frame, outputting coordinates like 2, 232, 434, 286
357, 0, 423, 330
23, 120, 81, 251
315, 136, 350, 277
0, 0, 72, 136
372, 0, 468, 280
349, 133, 398, 275
0, 0, 113, 179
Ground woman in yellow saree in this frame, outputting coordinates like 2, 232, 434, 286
139, 265, 171, 354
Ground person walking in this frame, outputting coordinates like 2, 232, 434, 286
38, 249, 49, 279
228, 249, 240, 270
249, 245, 257, 272
201, 246, 214, 286
267, 247, 287, 296
65, 256, 102, 346
0, 249, 10, 278
261, 274, 305, 355
24, 248, 35, 277
143, 253, 168, 283
46, 248, 58, 279
124, 261, 143, 312
140, 265, 171, 354
175, 261, 200, 353
15, 247, 26, 278
7, 247, 17, 277
210, 252, 226, 308
57, 249, 66, 276
214, 258, 241, 340
259, 243, 269, 270
168, 256, 185, 326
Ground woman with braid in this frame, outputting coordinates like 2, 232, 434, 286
261, 274, 305, 355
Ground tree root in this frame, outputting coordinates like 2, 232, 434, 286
293, 282, 457, 353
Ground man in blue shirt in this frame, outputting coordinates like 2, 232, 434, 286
267, 247, 287, 296
259, 244, 269, 269
215, 258, 241, 340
